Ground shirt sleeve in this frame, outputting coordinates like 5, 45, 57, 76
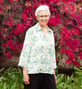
18, 30, 31, 68
52, 32, 57, 69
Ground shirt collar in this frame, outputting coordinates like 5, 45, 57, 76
36, 23, 52, 33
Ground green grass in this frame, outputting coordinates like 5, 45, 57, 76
0, 67, 82, 89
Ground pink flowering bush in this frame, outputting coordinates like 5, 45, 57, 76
0, 0, 82, 66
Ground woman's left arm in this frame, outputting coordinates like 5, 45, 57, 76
54, 69, 57, 83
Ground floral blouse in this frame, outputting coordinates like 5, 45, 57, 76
18, 23, 57, 74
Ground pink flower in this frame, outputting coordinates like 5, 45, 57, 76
0, 7, 2, 12
13, 50, 19, 55
66, 38, 80, 51
11, 22, 25, 35
6, 40, 13, 46
3, 18, 13, 26
50, 7, 56, 12
48, 16, 61, 25
32, 2, 37, 8
73, 60, 81, 66
6, 52, 12, 59
15, 42, 23, 50
59, 46, 64, 53
65, 60, 71, 64
10, 0, 17, 2
69, 52, 75, 60
63, 49, 72, 56
56, 58, 58, 61
50, 0, 60, 3
21, 13, 27, 21
6, 34, 12, 39
79, 44, 82, 48
24, 21, 30, 28
9, 22, 13, 26
62, 0, 67, 3
3, 44, 7, 48
3, 51, 6, 55
18, 44, 23, 49
58, 39, 65, 45
10, 0, 13, 3
69, 28, 79, 36
65, 52, 75, 64
77, 51, 82, 59
3, 40, 15, 51
60, 26, 71, 39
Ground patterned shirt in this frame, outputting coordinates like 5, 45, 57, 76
18, 23, 57, 74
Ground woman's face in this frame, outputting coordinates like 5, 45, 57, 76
37, 10, 50, 26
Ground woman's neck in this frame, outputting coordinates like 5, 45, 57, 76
40, 24, 48, 33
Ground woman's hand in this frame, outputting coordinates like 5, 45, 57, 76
54, 69, 57, 83
23, 73, 30, 85
54, 74, 57, 83
23, 68, 30, 85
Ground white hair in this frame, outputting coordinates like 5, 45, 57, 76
35, 5, 50, 17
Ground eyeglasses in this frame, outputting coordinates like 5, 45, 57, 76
38, 15, 49, 18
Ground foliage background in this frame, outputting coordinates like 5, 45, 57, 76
0, 0, 82, 89
0, 0, 82, 66
0, 67, 82, 89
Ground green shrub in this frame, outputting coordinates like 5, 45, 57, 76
56, 67, 82, 89
0, 67, 82, 89
0, 67, 23, 89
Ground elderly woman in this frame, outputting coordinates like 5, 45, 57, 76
18, 5, 57, 89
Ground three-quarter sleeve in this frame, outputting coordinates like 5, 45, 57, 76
52, 32, 57, 69
18, 30, 31, 68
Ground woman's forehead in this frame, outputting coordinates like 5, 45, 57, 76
38, 10, 49, 15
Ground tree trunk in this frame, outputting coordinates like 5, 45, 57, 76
0, 56, 19, 68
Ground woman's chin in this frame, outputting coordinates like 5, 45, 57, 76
40, 23, 47, 26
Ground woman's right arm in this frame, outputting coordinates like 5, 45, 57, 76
18, 30, 32, 84
23, 67, 30, 85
